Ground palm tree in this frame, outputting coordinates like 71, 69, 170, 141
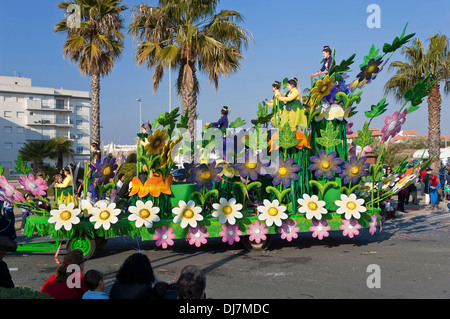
128, 0, 253, 140
49, 137, 75, 170
19, 141, 56, 173
55, 0, 128, 149
384, 34, 450, 171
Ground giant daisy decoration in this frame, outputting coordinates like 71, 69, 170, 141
212, 198, 243, 225
172, 200, 203, 229
335, 194, 367, 220
128, 200, 160, 229
297, 194, 328, 220
90, 202, 121, 230
257, 199, 288, 227
48, 203, 81, 231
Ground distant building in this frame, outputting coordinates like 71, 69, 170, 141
0, 76, 91, 175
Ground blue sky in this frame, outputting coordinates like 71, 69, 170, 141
1, 0, 449, 145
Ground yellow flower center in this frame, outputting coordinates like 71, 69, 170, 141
60, 211, 72, 221
99, 211, 110, 220
346, 202, 357, 210
278, 168, 288, 176
247, 163, 257, 169
201, 171, 211, 180
308, 202, 318, 211
223, 206, 233, 215
321, 161, 330, 169
268, 207, 278, 216
367, 65, 376, 74
139, 209, 151, 219
183, 209, 194, 219
153, 140, 161, 148
319, 85, 328, 94
351, 167, 360, 175
103, 167, 111, 176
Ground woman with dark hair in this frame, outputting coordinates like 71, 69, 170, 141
276, 78, 307, 130
41, 249, 88, 299
265, 81, 282, 108
206, 106, 229, 131
311, 45, 335, 78
109, 253, 157, 299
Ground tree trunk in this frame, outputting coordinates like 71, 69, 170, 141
427, 82, 441, 173
91, 73, 101, 153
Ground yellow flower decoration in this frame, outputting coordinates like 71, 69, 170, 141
144, 129, 169, 156
161, 136, 183, 166
310, 75, 335, 102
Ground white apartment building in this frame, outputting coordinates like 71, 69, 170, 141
0, 76, 91, 175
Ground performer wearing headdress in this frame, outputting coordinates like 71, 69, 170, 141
310, 46, 335, 78
276, 78, 307, 130
265, 81, 282, 108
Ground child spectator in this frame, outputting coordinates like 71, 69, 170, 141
176, 265, 206, 300
82, 270, 109, 299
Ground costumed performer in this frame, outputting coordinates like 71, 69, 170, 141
276, 78, 307, 130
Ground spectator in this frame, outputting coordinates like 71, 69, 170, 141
2, 201, 14, 229
20, 194, 33, 230
109, 253, 156, 299
82, 269, 109, 299
0, 236, 17, 289
422, 168, 432, 205
176, 265, 207, 300
116, 173, 125, 191
429, 175, 440, 210
40, 249, 88, 299
419, 167, 427, 196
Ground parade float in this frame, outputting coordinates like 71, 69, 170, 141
1, 25, 436, 259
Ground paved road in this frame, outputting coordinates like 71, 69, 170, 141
4, 200, 450, 299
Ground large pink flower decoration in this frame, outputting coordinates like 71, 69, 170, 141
186, 225, 209, 248
310, 219, 331, 240
246, 221, 268, 244
0, 175, 25, 203
153, 226, 176, 249
219, 224, 242, 245
369, 214, 378, 235
279, 219, 300, 242
340, 218, 361, 238
19, 174, 48, 197
381, 109, 407, 142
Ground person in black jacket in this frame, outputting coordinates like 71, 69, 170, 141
422, 168, 432, 205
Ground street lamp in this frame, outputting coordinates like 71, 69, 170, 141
136, 98, 142, 131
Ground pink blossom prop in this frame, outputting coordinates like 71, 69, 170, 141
18, 174, 48, 197
340, 218, 361, 238
219, 224, 242, 245
278, 219, 300, 242
0, 175, 25, 203
187, 225, 209, 248
246, 221, 268, 244
381, 109, 407, 142
310, 219, 331, 240
369, 214, 378, 235
153, 226, 176, 249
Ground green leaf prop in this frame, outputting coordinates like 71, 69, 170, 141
309, 180, 339, 199
0, 166, 3, 176
353, 122, 374, 149
392, 157, 408, 175
335, 91, 362, 110
315, 122, 341, 149
333, 53, 356, 74
191, 189, 219, 209
365, 98, 389, 120
177, 109, 189, 129
245, 129, 269, 151
278, 123, 299, 149
266, 186, 291, 203
359, 45, 382, 68
404, 73, 437, 109
251, 112, 274, 127
158, 107, 180, 136
230, 117, 246, 129
14, 154, 32, 175
383, 24, 416, 54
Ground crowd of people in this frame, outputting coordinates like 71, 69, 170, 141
36, 250, 207, 300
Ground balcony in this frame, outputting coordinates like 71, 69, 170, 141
25, 99, 73, 112
26, 116, 73, 128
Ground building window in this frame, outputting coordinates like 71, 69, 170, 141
76, 133, 84, 140
56, 99, 65, 109
76, 119, 83, 126
4, 111, 12, 118
76, 105, 83, 112
16, 112, 25, 118
4, 143, 13, 150
17, 127, 24, 134
76, 147, 84, 154
4, 126, 12, 133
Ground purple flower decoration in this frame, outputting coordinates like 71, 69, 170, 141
272, 157, 300, 188
381, 109, 407, 142
187, 225, 209, 248
219, 224, 242, 245
308, 150, 343, 179
234, 153, 269, 181
92, 157, 118, 185
310, 219, 331, 240
188, 163, 222, 191
279, 220, 300, 242
357, 58, 384, 82
369, 214, 378, 235
246, 221, 268, 244
340, 218, 361, 238
0, 175, 25, 203
346, 123, 354, 135
18, 174, 48, 197
340, 155, 370, 184
153, 226, 176, 249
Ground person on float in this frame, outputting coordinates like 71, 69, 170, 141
276, 78, 307, 131
310, 45, 335, 78
205, 106, 230, 161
